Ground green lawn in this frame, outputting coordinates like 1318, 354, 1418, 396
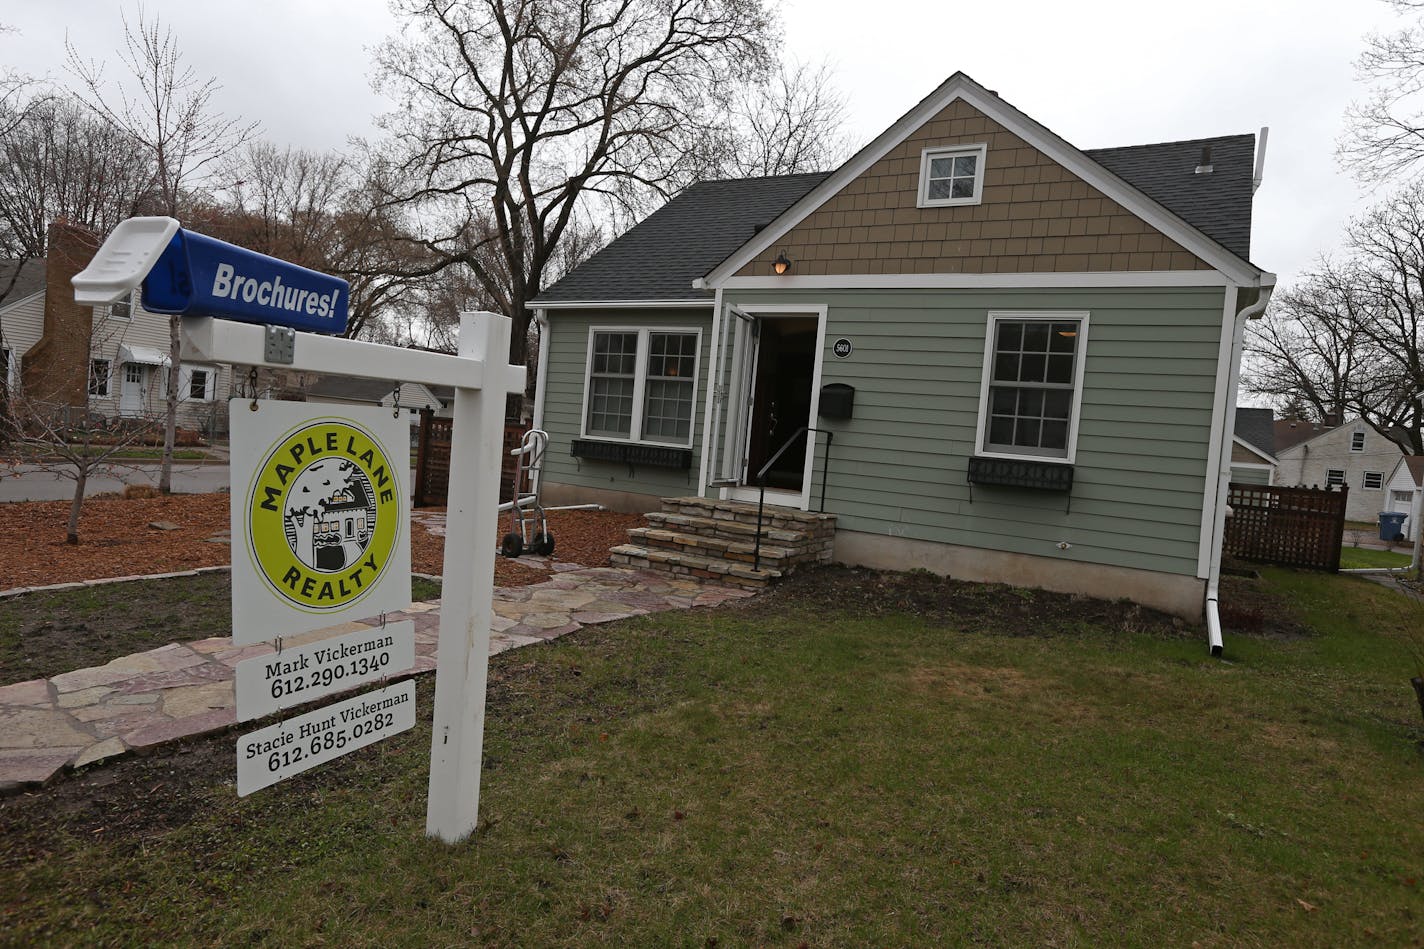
1340, 546, 1414, 570
2, 568, 1422, 946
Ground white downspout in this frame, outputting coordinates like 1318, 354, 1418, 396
1206, 282, 1275, 656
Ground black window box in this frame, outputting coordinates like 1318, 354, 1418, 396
968, 456, 1074, 491
571, 438, 692, 470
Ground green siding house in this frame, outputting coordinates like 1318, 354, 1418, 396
531, 72, 1274, 641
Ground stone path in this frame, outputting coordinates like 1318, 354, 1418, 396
0, 565, 752, 791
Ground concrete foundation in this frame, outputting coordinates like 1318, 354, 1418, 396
541, 480, 666, 514
833, 529, 1205, 621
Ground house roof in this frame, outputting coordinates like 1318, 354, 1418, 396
1233, 407, 1275, 456
536, 173, 830, 303
537, 76, 1261, 305
1274, 418, 1335, 453
1084, 135, 1254, 262
0, 258, 46, 308
303, 375, 441, 410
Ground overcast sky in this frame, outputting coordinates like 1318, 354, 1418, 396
3, 0, 1406, 289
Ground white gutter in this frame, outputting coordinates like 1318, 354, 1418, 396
1205, 281, 1275, 656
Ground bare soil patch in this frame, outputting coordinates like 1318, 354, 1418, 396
749, 563, 1188, 638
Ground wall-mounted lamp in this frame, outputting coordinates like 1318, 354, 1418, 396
772, 251, 792, 275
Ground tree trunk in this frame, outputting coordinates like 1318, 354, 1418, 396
159, 313, 181, 493
67, 467, 87, 544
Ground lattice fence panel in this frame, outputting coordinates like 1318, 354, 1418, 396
1223, 483, 1348, 572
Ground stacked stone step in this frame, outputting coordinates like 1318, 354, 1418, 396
610, 496, 836, 590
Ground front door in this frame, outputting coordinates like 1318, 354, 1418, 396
743, 317, 819, 490
119, 363, 146, 416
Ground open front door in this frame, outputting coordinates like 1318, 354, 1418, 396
706, 305, 757, 487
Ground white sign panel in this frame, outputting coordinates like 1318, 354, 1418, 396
229, 400, 412, 645
235, 621, 415, 722
236, 680, 416, 796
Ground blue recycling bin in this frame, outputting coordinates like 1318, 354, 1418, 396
1379, 511, 1407, 541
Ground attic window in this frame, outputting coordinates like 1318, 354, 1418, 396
1350, 430, 1365, 452
918, 144, 987, 208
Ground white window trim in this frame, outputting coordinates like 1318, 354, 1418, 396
89, 358, 112, 398
578, 325, 702, 448
916, 142, 988, 208
184, 363, 217, 402
1363, 471, 1384, 490
1, 346, 12, 390
1325, 468, 1346, 487
973, 310, 1090, 465
1350, 430, 1366, 452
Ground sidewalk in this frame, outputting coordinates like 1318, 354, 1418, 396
0, 564, 753, 791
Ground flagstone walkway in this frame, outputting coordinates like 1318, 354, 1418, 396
0, 565, 752, 792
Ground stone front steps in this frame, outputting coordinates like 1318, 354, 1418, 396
610, 496, 836, 590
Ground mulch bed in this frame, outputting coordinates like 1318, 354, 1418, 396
1, 495, 645, 591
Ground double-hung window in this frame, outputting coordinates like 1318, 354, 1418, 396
1350, 430, 1366, 452
583, 328, 700, 446
976, 312, 1088, 462
89, 359, 111, 397
1363, 471, 1384, 490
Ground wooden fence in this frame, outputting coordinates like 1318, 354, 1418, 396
414, 410, 528, 507
1222, 482, 1348, 572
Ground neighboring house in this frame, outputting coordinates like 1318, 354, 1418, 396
1, 220, 233, 435
300, 374, 443, 425
1385, 455, 1423, 541
1273, 418, 1405, 522
1230, 406, 1276, 485
529, 71, 1274, 621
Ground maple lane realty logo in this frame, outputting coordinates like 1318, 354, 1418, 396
246, 419, 401, 611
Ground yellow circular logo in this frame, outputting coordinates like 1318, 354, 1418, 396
246, 418, 401, 612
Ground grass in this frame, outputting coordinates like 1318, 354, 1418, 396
3, 568, 1423, 946
1340, 546, 1415, 570
0, 574, 444, 684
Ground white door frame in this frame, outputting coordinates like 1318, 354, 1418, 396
119, 362, 146, 416
713, 303, 828, 512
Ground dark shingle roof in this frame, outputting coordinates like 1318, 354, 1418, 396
537, 134, 1257, 305
1085, 134, 1255, 261
536, 173, 829, 303
0, 259, 47, 307
1233, 407, 1275, 456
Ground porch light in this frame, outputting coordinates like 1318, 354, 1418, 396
773, 252, 792, 275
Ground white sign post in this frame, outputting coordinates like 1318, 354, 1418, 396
179, 310, 523, 838
425, 312, 515, 843
78, 222, 524, 838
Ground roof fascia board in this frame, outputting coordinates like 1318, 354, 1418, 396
719, 271, 1229, 290
702, 74, 1261, 287
536, 299, 713, 310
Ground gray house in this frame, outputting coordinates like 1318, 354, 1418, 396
530, 72, 1273, 624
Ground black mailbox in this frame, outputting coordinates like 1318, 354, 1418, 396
818, 383, 855, 419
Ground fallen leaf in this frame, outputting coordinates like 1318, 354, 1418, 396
1296, 899, 1317, 913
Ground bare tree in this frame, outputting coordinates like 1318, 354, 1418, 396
0, 23, 49, 144
370, 0, 779, 377
1246, 181, 1424, 455
1342, 0, 1424, 180
686, 59, 853, 181
66, 6, 257, 493
0, 97, 154, 261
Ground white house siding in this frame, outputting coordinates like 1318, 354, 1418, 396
1386, 462, 1422, 541
1275, 421, 1404, 522
0, 293, 45, 389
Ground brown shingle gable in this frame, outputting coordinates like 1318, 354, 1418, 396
735, 98, 1211, 278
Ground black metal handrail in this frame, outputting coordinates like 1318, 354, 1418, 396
753, 426, 834, 571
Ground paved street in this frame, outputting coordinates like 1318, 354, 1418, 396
0, 461, 231, 501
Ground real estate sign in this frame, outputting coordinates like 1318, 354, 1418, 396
234, 621, 416, 722
236, 680, 417, 796
229, 400, 411, 645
